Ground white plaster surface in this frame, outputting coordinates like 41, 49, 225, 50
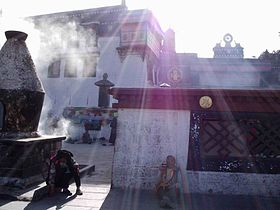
112, 109, 190, 189
186, 171, 280, 196
199, 72, 260, 88
39, 37, 149, 116
111, 108, 280, 197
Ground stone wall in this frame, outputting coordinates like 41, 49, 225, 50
187, 171, 280, 197
0, 136, 64, 188
112, 109, 190, 189
110, 87, 280, 197
112, 107, 280, 196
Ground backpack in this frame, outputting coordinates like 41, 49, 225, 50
46, 149, 78, 185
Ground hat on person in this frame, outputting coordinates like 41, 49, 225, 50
56, 149, 73, 159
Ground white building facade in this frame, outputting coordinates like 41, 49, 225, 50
29, 3, 164, 116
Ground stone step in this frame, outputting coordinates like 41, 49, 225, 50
0, 164, 96, 201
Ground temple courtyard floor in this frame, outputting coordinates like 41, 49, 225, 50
0, 139, 280, 210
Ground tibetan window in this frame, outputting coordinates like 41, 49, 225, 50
48, 60, 61, 78
64, 59, 77, 77
187, 111, 280, 174
82, 57, 97, 77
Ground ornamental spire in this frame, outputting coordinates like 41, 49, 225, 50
213, 33, 244, 59
121, 0, 126, 7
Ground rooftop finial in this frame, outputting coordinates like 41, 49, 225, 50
121, 0, 126, 6
5, 31, 28, 41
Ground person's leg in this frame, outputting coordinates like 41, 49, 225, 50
72, 166, 83, 195
54, 171, 71, 191
165, 187, 177, 208
54, 172, 63, 189
60, 173, 72, 195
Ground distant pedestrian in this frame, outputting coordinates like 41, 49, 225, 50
99, 119, 111, 142
91, 112, 102, 140
109, 116, 117, 145
46, 150, 83, 196
81, 129, 92, 144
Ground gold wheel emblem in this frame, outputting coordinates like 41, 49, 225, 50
199, 96, 213, 109
168, 68, 182, 82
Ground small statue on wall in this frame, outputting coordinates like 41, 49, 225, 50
95, 73, 114, 108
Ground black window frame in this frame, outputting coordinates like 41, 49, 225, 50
82, 57, 97, 77
48, 60, 61, 78
64, 59, 78, 78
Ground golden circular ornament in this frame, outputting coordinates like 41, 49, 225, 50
199, 96, 213, 109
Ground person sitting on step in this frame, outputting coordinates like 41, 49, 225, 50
155, 155, 181, 209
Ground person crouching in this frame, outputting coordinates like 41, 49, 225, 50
46, 149, 83, 196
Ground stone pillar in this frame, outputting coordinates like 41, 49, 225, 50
0, 30, 65, 188
0, 30, 44, 138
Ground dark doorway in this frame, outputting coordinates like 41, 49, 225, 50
0, 102, 3, 130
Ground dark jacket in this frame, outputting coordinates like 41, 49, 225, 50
46, 150, 79, 186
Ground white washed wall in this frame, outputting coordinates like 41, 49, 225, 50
112, 107, 280, 197
112, 108, 190, 189
114, 55, 149, 88
98, 37, 122, 84
199, 72, 260, 88
99, 38, 149, 88
39, 37, 148, 116
187, 171, 280, 197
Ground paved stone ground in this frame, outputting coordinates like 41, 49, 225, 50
0, 139, 114, 210
1, 139, 280, 210
100, 188, 280, 210
62, 139, 114, 185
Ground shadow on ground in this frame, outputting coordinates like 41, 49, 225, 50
100, 188, 280, 210
100, 188, 163, 210
23, 193, 77, 210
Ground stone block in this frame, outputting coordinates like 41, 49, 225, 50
0, 136, 65, 188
